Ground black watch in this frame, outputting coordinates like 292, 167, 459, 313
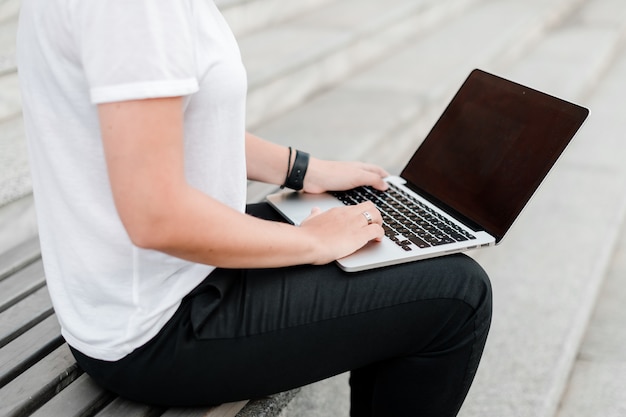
284, 150, 310, 190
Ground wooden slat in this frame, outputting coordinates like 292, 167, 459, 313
161, 401, 248, 417
30, 373, 114, 417
95, 397, 165, 417
0, 286, 53, 348
0, 236, 41, 282
0, 314, 62, 388
0, 344, 80, 417
234, 391, 298, 417
0, 259, 45, 313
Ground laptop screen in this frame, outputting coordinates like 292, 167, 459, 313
401, 69, 589, 242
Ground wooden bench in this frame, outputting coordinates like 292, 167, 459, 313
0, 231, 298, 417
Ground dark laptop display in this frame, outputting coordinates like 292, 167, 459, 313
402, 70, 589, 242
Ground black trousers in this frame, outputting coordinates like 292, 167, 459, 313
72, 203, 492, 417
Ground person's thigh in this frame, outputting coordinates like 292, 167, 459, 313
74, 252, 490, 408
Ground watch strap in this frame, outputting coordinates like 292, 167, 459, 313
284, 150, 309, 190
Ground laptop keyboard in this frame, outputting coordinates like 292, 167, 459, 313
330, 184, 476, 252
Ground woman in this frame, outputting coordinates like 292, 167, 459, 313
17, 1, 492, 415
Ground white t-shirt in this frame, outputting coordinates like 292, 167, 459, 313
17, 0, 248, 361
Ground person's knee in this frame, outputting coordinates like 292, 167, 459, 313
450, 254, 492, 318
435, 255, 492, 352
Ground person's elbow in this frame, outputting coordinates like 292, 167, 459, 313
116, 198, 179, 252
122, 213, 172, 251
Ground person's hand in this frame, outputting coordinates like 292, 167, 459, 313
299, 201, 384, 264
302, 158, 390, 194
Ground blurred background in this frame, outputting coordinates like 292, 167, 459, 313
1, 0, 626, 416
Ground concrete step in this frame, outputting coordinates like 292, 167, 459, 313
461, 1, 626, 415
261, 0, 626, 415
553, 3, 626, 414
0, 117, 28, 208
555, 199, 626, 416
216, 0, 337, 38
0, 0, 19, 76
249, 0, 591, 190
0, 0, 19, 121
240, 0, 479, 128
248, 0, 557, 201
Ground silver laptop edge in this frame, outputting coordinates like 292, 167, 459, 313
266, 176, 495, 272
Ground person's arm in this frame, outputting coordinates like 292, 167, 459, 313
245, 132, 390, 193
98, 97, 384, 268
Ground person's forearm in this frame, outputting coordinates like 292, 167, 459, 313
129, 182, 383, 269
133, 183, 323, 268
245, 132, 292, 186
244, 132, 389, 194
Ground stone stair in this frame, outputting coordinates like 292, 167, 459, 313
248, 0, 626, 416
2, 0, 626, 416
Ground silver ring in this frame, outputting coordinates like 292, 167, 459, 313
362, 211, 373, 225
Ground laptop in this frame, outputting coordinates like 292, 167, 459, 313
267, 69, 589, 272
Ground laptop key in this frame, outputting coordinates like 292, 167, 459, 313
408, 236, 430, 248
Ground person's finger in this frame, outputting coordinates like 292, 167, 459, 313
358, 164, 389, 191
367, 173, 389, 191
355, 203, 384, 242
366, 223, 385, 242
355, 202, 383, 226
356, 221, 384, 243
362, 163, 390, 178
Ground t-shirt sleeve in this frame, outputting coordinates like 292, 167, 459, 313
75, 1, 199, 104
